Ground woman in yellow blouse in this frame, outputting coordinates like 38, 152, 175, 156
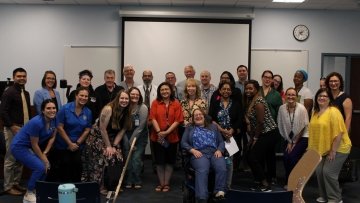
308, 88, 351, 203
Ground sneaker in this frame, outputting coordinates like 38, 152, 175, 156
215, 191, 225, 198
316, 197, 327, 203
259, 185, 272, 192
23, 191, 36, 203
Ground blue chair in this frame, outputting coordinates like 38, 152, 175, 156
35, 181, 100, 203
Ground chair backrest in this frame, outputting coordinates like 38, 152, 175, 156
226, 189, 293, 203
287, 149, 322, 203
36, 181, 100, 203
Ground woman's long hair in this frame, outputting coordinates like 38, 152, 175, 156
184, 78, 201, 99
107, 90, 131, 130
272, 74, 284, 93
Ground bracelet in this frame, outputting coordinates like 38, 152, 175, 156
76, 141, 81, 145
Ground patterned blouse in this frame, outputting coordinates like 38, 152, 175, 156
248, 97, 277, 135
217, 100, 232, 129
192, 126, 217, 150
180, 98, 207, 125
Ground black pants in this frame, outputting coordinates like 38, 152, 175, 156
46, 149, 82, 183
247, 130, 277, 182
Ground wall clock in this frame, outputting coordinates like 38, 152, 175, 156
293, 25, 309, 41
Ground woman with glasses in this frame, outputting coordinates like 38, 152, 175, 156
325, 72, 353, 132
33, 71, 62, 115
309, 88, 351, 203
181, 108, 227, 203
124, 87, 149, 189
272, 74, 285, 103
259, 70, 282, 185
277, 88, 309, 184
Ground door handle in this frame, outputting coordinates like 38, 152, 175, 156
354, 110, 360, 114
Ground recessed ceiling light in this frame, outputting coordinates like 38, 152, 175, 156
273, 0, 305, 3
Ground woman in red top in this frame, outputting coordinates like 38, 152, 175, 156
150, 82, 184, 192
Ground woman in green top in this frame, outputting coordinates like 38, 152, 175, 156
259, 70, 282, 184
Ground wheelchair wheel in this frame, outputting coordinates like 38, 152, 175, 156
182, 183, 195, 203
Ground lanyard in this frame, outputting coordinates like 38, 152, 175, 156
287, 103, 296, 132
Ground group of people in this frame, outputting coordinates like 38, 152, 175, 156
0, 64, 353, 203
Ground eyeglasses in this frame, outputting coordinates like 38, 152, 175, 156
262, 76, 272, 80
318, 95, 328, 98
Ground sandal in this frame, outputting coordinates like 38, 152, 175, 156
155, 185, 163, 192
162, 185, 170, 192
100, 189, 108, 196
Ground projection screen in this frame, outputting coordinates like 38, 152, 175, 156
122, 18, 251, 87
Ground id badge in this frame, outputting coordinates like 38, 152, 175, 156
135, 119, 140, 127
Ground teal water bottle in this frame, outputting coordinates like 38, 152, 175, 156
58, 183, 78, 203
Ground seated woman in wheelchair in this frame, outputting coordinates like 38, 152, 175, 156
181, 108, 227, 203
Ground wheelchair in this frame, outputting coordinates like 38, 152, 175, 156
181, 150, 226, 203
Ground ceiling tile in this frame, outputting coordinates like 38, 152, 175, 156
139, 0, 171, 6
171, 0, 203, 6
75, 0, 108, 4
204, 0, 237, 6
0, 0, 358, 10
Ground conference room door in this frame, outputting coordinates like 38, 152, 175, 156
322, 54, 360, 148
350, 56, 360, 148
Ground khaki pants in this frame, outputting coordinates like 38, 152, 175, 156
3, 127, 23, 191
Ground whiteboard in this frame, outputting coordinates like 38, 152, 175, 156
63, 46, 121, 102
251, 49, 309, 90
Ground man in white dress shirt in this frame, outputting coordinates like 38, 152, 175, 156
138, 70, 157, 109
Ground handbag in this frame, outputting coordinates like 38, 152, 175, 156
338, 157, 356, 183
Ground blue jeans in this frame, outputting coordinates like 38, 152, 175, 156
11, 146, 46, 191
190, 153, 227, 200
124, 133, 148, 185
